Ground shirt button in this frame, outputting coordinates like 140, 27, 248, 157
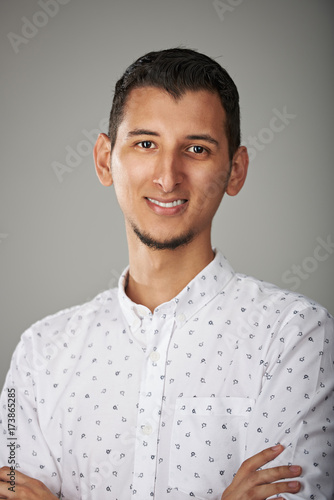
150, 351, 160, 362
177, 313, 186, 323
142, 424, 153, 435
136, 305, 149, 317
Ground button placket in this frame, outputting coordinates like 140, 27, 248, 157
132, 313, 176, 497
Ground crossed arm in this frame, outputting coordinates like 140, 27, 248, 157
1, 303, 332, 498
0, 444, 302, 500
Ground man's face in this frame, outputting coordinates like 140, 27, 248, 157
108, 86, 243, 250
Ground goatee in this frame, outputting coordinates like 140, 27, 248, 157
132, 223, 195, 250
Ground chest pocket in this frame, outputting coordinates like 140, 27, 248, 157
168, 396, 255, 500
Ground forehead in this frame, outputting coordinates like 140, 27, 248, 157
120, 86, 227, 136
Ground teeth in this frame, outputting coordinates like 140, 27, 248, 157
148, 198, 186, 208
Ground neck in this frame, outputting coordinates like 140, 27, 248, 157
125, 229, 215, 312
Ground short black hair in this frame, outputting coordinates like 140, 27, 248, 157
108, 47, 240, 161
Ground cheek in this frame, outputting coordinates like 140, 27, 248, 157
195, 171, 227, 208
111, 151, 133, 187
112, 154, 147, 204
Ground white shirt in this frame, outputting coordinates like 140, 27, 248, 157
0, 251, 333, 499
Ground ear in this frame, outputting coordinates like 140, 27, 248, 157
94, 133, 113, 186
226, 146, 249, 196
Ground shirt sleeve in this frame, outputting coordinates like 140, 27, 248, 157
0, 330, 62, 498
244, 303, 334, 500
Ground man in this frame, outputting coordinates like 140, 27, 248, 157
0, 48, 333, 499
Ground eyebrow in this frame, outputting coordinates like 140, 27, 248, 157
126, 129, 160, 138
126, 130, 219, 147
185, 134, 219, 147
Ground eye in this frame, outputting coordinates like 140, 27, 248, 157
137, 140, 155, 149
187, 145, 207, 154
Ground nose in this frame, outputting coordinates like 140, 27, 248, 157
153, 151, 184, 193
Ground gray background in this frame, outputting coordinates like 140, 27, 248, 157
1, 0, 333, 388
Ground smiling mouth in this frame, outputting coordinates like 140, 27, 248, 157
146, 198, 187, 208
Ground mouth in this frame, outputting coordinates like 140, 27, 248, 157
146, 197, 187, 208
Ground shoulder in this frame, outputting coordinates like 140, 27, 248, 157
227, 271, 333, 340
233, 270, 331, 313
19, 287, 120, 351
225, 273, 334, 383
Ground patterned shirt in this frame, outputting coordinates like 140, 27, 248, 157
0, 251, 333, 499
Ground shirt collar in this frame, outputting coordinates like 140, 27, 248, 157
118, 249, 235, 331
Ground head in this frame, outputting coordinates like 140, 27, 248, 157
108, 47, 240, 163
95, 49, 248, 255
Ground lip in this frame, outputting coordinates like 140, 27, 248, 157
145, 197, 188, 216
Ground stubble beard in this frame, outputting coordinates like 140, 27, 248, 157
127, 164, 232, 251
131, 222, 196, 251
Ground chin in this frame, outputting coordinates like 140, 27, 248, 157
132, 224, 195, 251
